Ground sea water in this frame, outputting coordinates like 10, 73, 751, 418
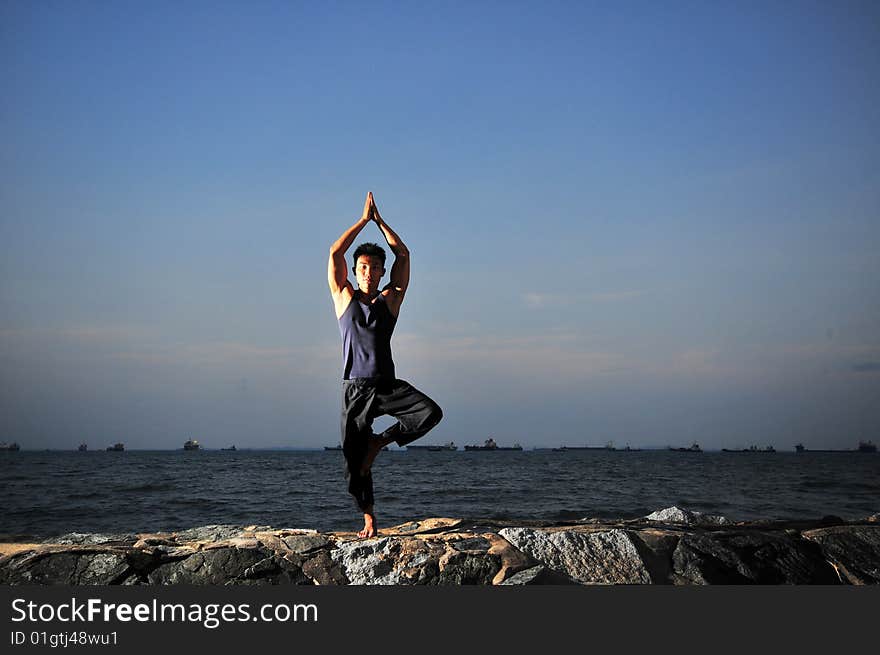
2, 449, 878, 540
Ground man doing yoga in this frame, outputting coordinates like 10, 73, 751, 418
327, 192, 443, 538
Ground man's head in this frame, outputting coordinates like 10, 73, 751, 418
352, 242, 386, 295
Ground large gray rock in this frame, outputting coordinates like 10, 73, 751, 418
330, 537, 440, 585
302, 550, 348, 585
0, 551, 129, 585
498, 528, 652, 584
44, 532, 137, 545
330, 536, 501, 585
239, 554, 312, 586
436, 537, 501, 585
802, 525, 880, 584
282, 534, 332, 554
645, 506, 730, 526
147, 546, 278, 585
672, 531, 840, 584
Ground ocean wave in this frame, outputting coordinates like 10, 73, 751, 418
799, 479, 838, 489
167, 497, 216, 507
65, 492, 103, 500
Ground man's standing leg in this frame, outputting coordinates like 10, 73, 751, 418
340, 380, 379, 536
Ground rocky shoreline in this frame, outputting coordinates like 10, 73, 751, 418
2, 507, 878, 585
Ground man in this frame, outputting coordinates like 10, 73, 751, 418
328, 191, 443, 538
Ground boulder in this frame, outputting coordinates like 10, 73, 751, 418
44, 532, 137, 546
498, 528, 652, 584
802, 525, 880, 584
436, 536, 501, 584
330, 537, 441, 585
644, 506, 730, 526
672, 531, 839, 584
0, 551, 129, 585
281, 534, 332, 554
302, 550, 348, 585
147, 546, 275, 585
239, 553, 312, 585
329, 534, 501, 585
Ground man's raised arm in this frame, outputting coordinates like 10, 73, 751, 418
371, 199, 410, 296
328, 192, 373, 296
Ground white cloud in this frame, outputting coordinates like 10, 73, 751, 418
522, 292, 553, 308
587, 290, 645, 302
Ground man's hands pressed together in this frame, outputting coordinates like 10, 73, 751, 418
360, 191, 374, 223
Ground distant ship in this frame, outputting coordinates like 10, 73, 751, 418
77, 443, 87, 452
669, 442, 702, 452
183, 439, 200, 451
221, 445, 237, 451
796, 443, 838, 453
464, 438, 522, 451
106, 442, 124, 451
0, 442, 21, 451
722, 445, 776, 453
554, 441, 616, 451
406, 441, 457, 451
796, 441, 878, 453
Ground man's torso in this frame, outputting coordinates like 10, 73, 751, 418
337, 290, 397, 380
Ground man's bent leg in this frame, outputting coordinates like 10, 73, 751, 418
375, 379, 443, 447
359, 380, 442, 475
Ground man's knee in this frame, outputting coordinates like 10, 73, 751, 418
423, 402, 442, 430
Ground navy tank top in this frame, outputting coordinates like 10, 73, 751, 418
338, 291, 397, 380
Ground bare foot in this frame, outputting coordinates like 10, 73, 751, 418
358, 512, 377, 538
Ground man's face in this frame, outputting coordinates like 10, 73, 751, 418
354, 255, 385, 294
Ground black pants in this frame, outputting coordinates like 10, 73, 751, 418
341, 378, 443, 512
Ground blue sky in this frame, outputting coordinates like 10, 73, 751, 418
2, 1, 878, 450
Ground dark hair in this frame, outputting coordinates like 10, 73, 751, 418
352, 242, 386, 267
